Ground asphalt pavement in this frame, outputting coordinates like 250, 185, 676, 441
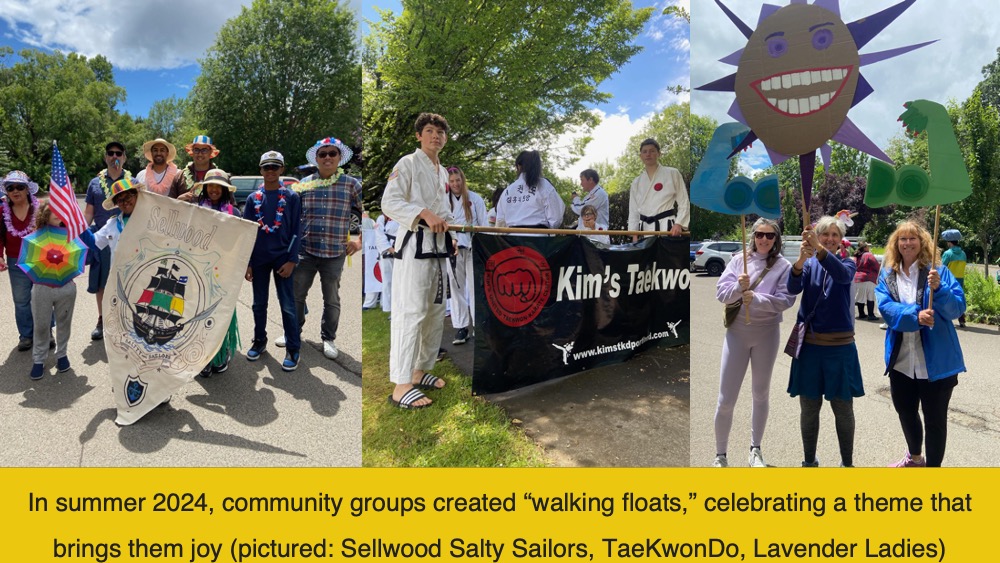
439, 316, 690, 467
689, 271, 999, 468
0, 202, 362, 467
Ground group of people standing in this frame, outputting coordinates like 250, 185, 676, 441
713, 217, 967, 468
2, 134, 362, 382
378, 112, 691, 410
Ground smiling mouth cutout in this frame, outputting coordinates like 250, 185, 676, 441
752, 66, 853, 116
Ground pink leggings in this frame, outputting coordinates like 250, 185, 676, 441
714, 322, 781, 455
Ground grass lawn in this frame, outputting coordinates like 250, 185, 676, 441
361, 309, 547, 467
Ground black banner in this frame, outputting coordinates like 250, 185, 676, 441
472, 235, 690, 394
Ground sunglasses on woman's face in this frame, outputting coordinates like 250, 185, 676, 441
754, 232, 776, 240
5, 184, 27, 192
316, 150, 339, 159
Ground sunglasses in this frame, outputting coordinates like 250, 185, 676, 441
191, 147, 212, 155
754, 232, 777, 240
261, 164, 282, 171
114, 192, 137, 204
106, 150, 124, 157
316, 150, 340, 159
5, 184, 27, 192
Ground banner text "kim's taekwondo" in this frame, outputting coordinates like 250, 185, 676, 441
556, 262, 691, 301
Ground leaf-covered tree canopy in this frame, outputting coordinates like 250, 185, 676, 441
192, 0, 361, 174
363, 0, 652, 210
0, 48, 125, 186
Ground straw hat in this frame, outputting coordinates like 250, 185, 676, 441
142, 138, 177, 163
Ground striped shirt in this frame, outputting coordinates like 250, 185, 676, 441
299, 173, 363, 258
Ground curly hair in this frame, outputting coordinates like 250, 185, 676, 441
34, 200, 55, 230
883, 220, 938, 272
415, 112, 449, 133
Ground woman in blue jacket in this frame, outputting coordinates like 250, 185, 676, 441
787, 216, 861, 468
877, 221, 965, 467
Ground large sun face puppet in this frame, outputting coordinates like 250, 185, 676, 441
698, 0, 935, 218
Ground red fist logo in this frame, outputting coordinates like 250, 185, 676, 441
484, 246, 551, 327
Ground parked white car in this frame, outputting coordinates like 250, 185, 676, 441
692, 241, 741, 276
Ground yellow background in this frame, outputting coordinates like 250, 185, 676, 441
2, 468, 991, 561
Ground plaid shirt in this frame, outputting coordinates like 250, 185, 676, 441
299, 173, 363, 258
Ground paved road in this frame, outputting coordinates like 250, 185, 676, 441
0, 203, 361, 467
439, 317, 690, 468
689, 272, 999, 468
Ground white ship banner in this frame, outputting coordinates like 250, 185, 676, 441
104, 192, 257, 425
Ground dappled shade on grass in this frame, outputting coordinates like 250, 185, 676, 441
361, 310, 546, 467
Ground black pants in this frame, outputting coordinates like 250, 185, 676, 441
889, 370, 957, 467
799, 396, 854, 467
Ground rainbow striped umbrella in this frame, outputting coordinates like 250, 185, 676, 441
17, 227, 88, 287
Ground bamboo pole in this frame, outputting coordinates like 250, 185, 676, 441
928, 205, 941, 309
742, 214, 750, 324
447, 225, 689, 237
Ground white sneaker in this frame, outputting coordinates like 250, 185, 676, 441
323, 340, 339, 360
879, 323, 888, 330
749, 446, 767, 467
275, 335, 286, 347
712, 454, 728, 468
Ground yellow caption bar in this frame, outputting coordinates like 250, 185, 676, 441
1, 468, 992, 561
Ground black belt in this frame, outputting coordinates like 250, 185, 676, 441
639, 208, 676, 231
397, 225, 453, 304
509, 223, 549, 229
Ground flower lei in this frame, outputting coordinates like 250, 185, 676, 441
99, 169, 132, 199
291, 177, 335, 193
252, 188, 287, 233
200, 199, 234, 216
2, 193, 39, 238
182, 163, 214, 190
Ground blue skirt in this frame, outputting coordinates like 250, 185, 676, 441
788, 342, 864, 401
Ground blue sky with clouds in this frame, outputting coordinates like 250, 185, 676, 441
0, 0, 362, 117
691, 0, 1000, 173
363, 0, 691, 180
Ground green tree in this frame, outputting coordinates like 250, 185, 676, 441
192, 0, 361, 174
955, 88, 1000, 275
605, 102, 692, 194
0, 49, 125, 189
363, 0, 652, 209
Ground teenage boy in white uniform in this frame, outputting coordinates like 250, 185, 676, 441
381, 113, 453, 409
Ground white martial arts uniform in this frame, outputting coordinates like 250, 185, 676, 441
374, 214, 399, 313
571, 185, 610, 228
495, 174, 565, 229
627, 165, 690, 234
447, 190, 488, 330
381, 149, 452, 385
581, 222, 611, 245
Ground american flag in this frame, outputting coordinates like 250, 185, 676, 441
49, 142, 88, 241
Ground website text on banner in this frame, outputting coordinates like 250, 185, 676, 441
473, 235, 690, 394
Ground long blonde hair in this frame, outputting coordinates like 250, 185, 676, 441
447, 166, 473, 223
883, 220, 939, 272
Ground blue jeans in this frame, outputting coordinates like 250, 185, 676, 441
251, 259, 300, 352
293, 253, 345, 342
8, 266, 34, 339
